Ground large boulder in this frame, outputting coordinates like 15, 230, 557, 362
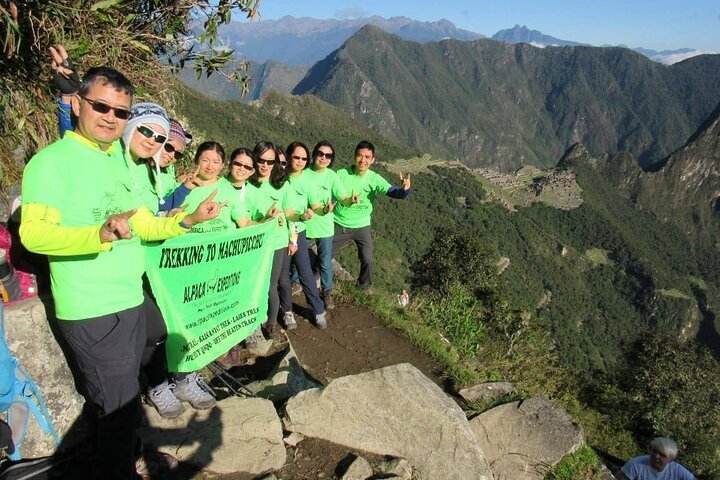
283, 363, 494, 480
3, 296, 85, 457
469, 396, 584, 480
138, 396, 285, 475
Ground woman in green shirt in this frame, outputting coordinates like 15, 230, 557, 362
286, 141, 328, 328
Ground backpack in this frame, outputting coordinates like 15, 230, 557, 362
0, 303, 60, 461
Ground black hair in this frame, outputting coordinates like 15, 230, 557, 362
226, 147, 256, 182
79, 66, 134, 97
194, 141, 226, 164
286, 141, 311, 171
250, 141, 287, 189
312, 140, 335, 167
354, 140, 375, 157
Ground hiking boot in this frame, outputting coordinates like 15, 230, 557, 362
147, 381, 185, 419
314, 312, 328, 330
173, 372, 216, 410
283, 311, 298, 330
323, 290, 335, 310
263, 322, 284, 341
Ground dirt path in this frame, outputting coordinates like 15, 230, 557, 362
199, 300, 448, 480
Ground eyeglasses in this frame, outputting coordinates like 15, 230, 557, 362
291, 155, 308, 162
80, 96, 132, 120
232, 161, 254, 171
136, 124, 167, 144
163, 143, 184, 160
256, 158, 276, 165
280, 161, 288, 167
315, 151, 334, 160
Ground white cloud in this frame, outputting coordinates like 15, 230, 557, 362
652, 50, 715, 65
334, 8, 369, 19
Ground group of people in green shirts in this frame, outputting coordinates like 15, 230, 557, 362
18, 49, 411, 478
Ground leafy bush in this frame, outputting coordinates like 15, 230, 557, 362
595, 332, 720, 478
416, 284, 486, 359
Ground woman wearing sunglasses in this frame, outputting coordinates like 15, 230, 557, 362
247, 141, 300, 338
304, 141, 350, 310
285, 141, 328, 329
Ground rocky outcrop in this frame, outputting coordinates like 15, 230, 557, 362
3, 296, 85, 458
458, 381, 516, 404
469, 396, 584, 480
283, 363, 494, 480
138, 396, 285, 475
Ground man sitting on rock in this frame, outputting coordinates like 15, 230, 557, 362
615, 437, 696, 480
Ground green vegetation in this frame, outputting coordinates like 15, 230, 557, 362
0, 0, 261, 185
544, 443, 599, 480
298, 25, 720, 170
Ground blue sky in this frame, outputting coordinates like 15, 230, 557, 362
253, 0, 720, 52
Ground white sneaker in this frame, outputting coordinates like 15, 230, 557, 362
315, 312, 327, 329
147, 381, 185, 419
283, 311, 298, 330
173, 372, 216, 410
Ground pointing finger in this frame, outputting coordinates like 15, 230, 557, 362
117, 209, 137, 219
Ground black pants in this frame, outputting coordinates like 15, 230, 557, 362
332, 224, 373, 288
268, 247, 292, 327
56, 296, 152, 479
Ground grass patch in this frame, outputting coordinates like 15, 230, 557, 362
334, 283, 480, 388
656, 288, 693, 300
543, 443, 600, 480
464, 391, 528, 417
584, 248, 611, 266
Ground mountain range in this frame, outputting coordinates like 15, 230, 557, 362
493, 25, 709, 65
217, 15, 482, 66
293, 25, 720, 170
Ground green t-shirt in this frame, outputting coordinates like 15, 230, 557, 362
333, 167, 392, 229
306, 167, 349, 239
286, 169, 323, 234
21, 132, 147, 320
129, 161, 162, 214
183, 177, 245, 234
157, 163, 179, 198
247, 180, 291, 249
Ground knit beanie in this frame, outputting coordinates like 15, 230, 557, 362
122, 102, 170, 204
168, 119, 190, 150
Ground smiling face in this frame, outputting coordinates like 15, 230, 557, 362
71, 81, 131, 150
196, 148, 224, 181
160, 138, 184, 168
255, 148, 277, 180
313, 145, 334, 172
229, 152, 255, 183
128, 123, 166, 160
354, 147, 375, 174
289, 146, 309, 174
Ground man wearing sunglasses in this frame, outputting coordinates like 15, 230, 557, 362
20, 66, 223, 480
333, 140, 412, 290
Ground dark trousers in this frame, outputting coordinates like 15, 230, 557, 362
268, 247, 292, 327
142, 296, 167, 388
291, 230, 325, 316
332, 224, 373, 288
56, 296, 151, 480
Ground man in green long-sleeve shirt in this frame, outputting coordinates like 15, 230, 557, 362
20, 66, 221, 479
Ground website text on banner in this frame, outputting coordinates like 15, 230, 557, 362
146, 221, 275, 372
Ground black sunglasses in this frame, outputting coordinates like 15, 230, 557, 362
80, 96, 132, 120
136, 125, 167, 144
163, 143, 184, 160
291, 154, 308, 162
232, 161, 254, 171
256, 158, 276, 165
315, 151, 334, 160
